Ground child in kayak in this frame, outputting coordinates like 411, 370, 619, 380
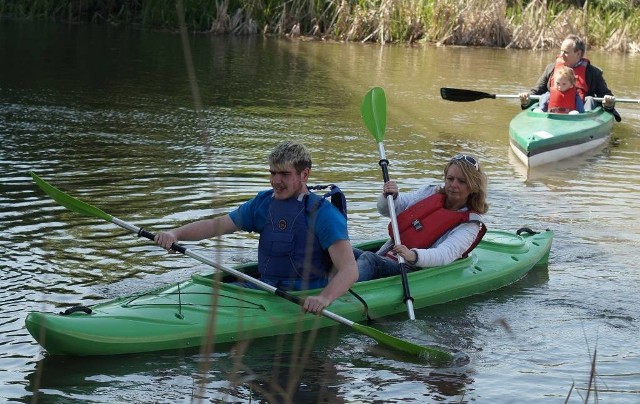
534, 65, 585, 114
519, 35, 618, 119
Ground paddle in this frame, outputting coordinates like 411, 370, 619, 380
440, 87, 639, 103
29, 172, 453, 364
360, 87, 416, 321
440, 88, 540, 102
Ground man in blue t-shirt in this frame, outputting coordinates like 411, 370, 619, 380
155, 141, 358, 314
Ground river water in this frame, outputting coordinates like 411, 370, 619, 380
1, 22, 639, 403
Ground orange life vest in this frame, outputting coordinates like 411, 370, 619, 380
388, 193, 486, 257
551, 58, 589, 100
548, 86, 578, 113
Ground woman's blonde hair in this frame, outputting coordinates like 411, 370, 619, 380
439, 155, 489, 214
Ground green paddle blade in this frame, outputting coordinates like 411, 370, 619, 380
361, 87, 387, 142
352, 323, 452, 363
30, 172, 113, 222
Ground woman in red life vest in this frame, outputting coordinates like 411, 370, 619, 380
535, 65, 585, 114
354, 154, 489, 281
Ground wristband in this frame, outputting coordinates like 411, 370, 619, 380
407, 249, 419, 265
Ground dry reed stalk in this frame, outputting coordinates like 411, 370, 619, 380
507, 0, 585, 50
399, 1, 425, 44
584, 347, 598, 402
344, 7, 365, 41
603, 26, 629, 51
427, 0, 461, 46
546, 8, 584, 48
208, 0, 257, 35
507, 0, 551, 49
222, 328, 324, 403
355, 0, 392, 43
457, 0, 510, 46
210, 0, 230, 34
426, 0, 510, 47
326, 0, 352, 39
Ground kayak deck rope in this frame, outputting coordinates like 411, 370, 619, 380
59, 306, 92, 315
348, 289, 372, 323
120, 291, 266, 310
175, 282, 184, 319
516, 227, 540, 235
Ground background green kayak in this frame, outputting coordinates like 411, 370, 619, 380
509, 105, 614, 167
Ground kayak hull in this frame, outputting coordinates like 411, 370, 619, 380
509, 106, 614, 167
25, 229, 554, 356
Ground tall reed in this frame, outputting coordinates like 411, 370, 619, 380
2, 1, 638, 52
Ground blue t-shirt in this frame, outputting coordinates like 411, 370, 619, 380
229, 189, 349, 250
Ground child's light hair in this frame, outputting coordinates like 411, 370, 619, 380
554, 66, 576, 86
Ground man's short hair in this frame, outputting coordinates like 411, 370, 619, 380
268, 141, 312, 173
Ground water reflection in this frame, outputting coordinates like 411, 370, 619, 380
1, 21, 640, 403
25, 350, 240, 402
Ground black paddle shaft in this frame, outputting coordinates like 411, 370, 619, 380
377, 159, 414, 304
138, 228, 187, 254
379, 159, 391, 182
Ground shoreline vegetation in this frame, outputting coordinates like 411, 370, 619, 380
1, 0, 640, 52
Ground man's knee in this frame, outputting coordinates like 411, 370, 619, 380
359, 251, 378, 265
356, 251, 378, 281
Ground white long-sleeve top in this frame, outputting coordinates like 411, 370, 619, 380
375, 184, 484, 268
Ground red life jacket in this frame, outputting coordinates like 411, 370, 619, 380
551, 58, 589, 100
548, 86, 578, 113
388, 193, 486, 258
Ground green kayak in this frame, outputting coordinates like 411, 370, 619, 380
25, 228, 553, 356
509, 105, 614, 167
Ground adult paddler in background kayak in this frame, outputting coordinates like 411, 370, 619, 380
519, 34, 621, 122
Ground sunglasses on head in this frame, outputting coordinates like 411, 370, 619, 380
451, 154, 479, 170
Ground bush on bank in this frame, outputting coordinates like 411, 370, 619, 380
1, 0, 638, 52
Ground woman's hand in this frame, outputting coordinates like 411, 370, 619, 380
383, 181, 399, 199
392, 244, 418, 265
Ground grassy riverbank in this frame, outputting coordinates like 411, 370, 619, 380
1, 0, 638, 51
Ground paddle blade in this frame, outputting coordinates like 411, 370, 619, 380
352, 322, 452, 364
30, 172, 113, 222
361, 87, 387, 142
440, 87, 495, 102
